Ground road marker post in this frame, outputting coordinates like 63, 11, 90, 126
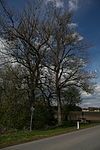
77, 121, 80, 130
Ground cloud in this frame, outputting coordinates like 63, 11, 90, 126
68, 23, 78, 28
46, 0, 64, 8
46, 0, 90, 11
68, 0, 79, 11
77, 34, 84, 41
81, 84, 100, 108
68, 0, 91, 12
0, 38, 16, 66
72, 32, 84, 41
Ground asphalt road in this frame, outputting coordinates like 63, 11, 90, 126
1, 125, 100, 150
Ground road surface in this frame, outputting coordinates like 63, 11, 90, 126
1, 125, 100, 150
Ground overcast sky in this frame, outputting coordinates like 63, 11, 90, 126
3, 0, 100, 107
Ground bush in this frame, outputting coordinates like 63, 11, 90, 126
0, 101, 30, 131
33, 103, 56, 129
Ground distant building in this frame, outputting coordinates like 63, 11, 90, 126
82, 107, 100, 112
68, 111, 100, 122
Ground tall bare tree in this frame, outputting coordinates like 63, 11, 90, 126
42, 10, 95, 125
0, 0, 52, 130
0, 0, 50, 106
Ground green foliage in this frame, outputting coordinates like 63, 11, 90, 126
33, 102, 56, 129
0, 100, 30, 132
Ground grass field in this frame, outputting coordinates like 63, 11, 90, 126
0, 123, 100, 149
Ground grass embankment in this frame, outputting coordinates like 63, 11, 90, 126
0, 122, 100, 149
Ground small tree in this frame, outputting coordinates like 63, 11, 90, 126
62, 86, 81, 105
62, 86, 82, 121
0, 64, 31, 131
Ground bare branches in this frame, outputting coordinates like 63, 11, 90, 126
0, 0, 14, 27
0, 1, 95, 126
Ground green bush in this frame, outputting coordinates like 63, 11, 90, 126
0, 101, 30, 132
33, 103, 56, 129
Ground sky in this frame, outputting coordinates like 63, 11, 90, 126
2, 0, 100, 108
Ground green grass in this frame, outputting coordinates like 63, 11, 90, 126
0, 123, 100, 149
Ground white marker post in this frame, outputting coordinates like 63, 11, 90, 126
77, 121, 80, 130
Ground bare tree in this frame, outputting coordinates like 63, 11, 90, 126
42, 10, 95, 125
0, 0, 50, 105
0, 0, 52, 130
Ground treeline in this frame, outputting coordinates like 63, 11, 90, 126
0, 0, 95, 132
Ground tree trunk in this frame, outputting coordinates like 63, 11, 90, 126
57, 89, 62, 126
29, 88, 35, 131
30, 109, 33, 131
